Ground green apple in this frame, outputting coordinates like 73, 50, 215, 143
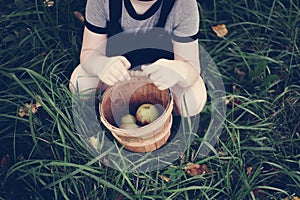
120, 123, 139, 129
120, 114, 136, 125
136, 103, 160, 125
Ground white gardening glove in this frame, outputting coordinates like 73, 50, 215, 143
141, 59, 186, 90
100, 56, 131, 86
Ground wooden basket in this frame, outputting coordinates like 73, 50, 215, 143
99, 71, 173, 152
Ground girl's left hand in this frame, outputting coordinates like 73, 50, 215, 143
141, 59, 186, 90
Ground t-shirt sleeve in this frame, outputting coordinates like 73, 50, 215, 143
85, 0, 109, 34
171, 0, 200, 42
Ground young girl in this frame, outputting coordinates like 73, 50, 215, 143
70, 0, 207, 116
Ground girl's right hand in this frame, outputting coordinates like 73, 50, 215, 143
100, 56, 131, 86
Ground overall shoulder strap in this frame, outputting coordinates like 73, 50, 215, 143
108, 0, 123, 36
156, 0, 175, 28
109, 0, 123, 25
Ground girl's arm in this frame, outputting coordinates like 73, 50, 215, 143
79, 27, 131, 86
141, 39, 202, 90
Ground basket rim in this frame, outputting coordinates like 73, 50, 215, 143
100, 94, 173, 136
99, 76, 174, 137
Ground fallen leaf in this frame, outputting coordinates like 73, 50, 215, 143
246, 166, 253, 176
114, 194, 125, 200
18, 107, 26, 117
234, 67, 247, 77
73, 11, 85, 22
212, 24, 228, 37
232, 85, 240, 93
179, 151, 186, 165
224, 96, 234, 105
38, 51, 47, 57
183, 162, 208, 176
285, 197, 300, 200
25, 103, 41, 114
253, 188, 265, 199
89, 136, 99, 150
224, 96, 241, 106
102, 156, 109, 167
18, 101, 42, 117
1, 154, 10, 168
158, 175, 170, 182
17, 154, 24, 161
43, 0, 54, 7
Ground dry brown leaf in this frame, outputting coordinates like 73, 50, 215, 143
224, 96, 242, 106
102, 157, 110, 167
246, 166, 253, 176
18, 107, 26, 117
232, 85, 240, 93
158, 175, 170, 182
224, 96, 234, 105
73, 11, 85, 22
18, 102, 41, 117
89, 136, 99, 150
234, 67, 247, 81
17, 154, 24, 161
1, 154, 10, 168
183, 162, 208, 176
253, 188, 265, 199
285, 197, 300, 200
25, 103, 41, 114
38, 51, 47, 57
43, 0, 54, 7
114, 194, 125, 200
234, 67, 247, 77
212, 24, 228, 37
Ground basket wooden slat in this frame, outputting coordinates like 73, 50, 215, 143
100, 71, 173, 152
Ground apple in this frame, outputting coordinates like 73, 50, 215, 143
120, 114, 136, 125
120, 123, 139, 129
136, 103, 161, 125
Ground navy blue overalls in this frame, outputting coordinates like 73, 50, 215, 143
105, 0, 176, 68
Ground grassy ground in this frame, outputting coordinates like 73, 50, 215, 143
0, 0, 299, 199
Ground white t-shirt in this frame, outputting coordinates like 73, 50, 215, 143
85, 0, 199, 40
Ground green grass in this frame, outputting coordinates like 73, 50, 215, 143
0, 0, 299, 199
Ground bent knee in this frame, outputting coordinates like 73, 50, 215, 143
173, 78, 207, 117
69, 65, 103, 99
181, 92, 207, 117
